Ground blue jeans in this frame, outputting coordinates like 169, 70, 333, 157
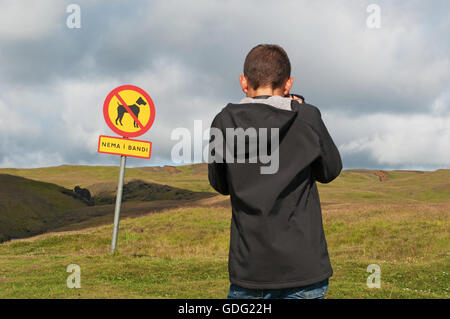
227, 278, 329, 299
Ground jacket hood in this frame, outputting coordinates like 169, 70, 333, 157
222, 101, 298, 132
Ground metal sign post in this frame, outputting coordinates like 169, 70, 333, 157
110, 155, 127, 254
100, 84, 155, 254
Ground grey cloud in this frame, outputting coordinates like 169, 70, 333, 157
0, 0, 449, 169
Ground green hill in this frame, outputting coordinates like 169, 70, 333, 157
0, 174, 87, 242
0, 164, 211, 194
1, 165, 449, 203
0, 173, 214, 243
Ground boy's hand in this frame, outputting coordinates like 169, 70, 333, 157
288, 94, 304, 104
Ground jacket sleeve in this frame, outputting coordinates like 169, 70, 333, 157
310, 108, 343, 183
208, 114, 229, 195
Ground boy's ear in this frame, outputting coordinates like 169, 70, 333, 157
283, 77, 294, 96
239, 74, 249, 94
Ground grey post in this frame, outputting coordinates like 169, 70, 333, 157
110, 155, 127, 254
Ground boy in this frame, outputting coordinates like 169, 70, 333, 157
208, 44, 342, 299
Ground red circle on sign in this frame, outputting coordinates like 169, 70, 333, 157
103, 85, 156, 138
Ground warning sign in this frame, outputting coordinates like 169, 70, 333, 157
98, 135, 152, 159
103, 85, 155, 138
99, 85, 156, 254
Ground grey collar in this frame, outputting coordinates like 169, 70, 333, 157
239, 95, 293, 111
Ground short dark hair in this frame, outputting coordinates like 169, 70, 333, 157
243, 44, 291, 90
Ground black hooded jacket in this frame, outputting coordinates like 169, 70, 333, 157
208, 99, 342, 289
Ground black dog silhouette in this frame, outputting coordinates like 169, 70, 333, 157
115, 96, 147, 127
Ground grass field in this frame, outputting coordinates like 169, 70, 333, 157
0, 165, 449, 298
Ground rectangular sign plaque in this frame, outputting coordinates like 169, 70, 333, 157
98, 135, 152, 159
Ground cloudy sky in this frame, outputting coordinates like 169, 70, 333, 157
0, 0, 448, 170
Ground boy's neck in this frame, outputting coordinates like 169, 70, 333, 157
247, 86, 285, 98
